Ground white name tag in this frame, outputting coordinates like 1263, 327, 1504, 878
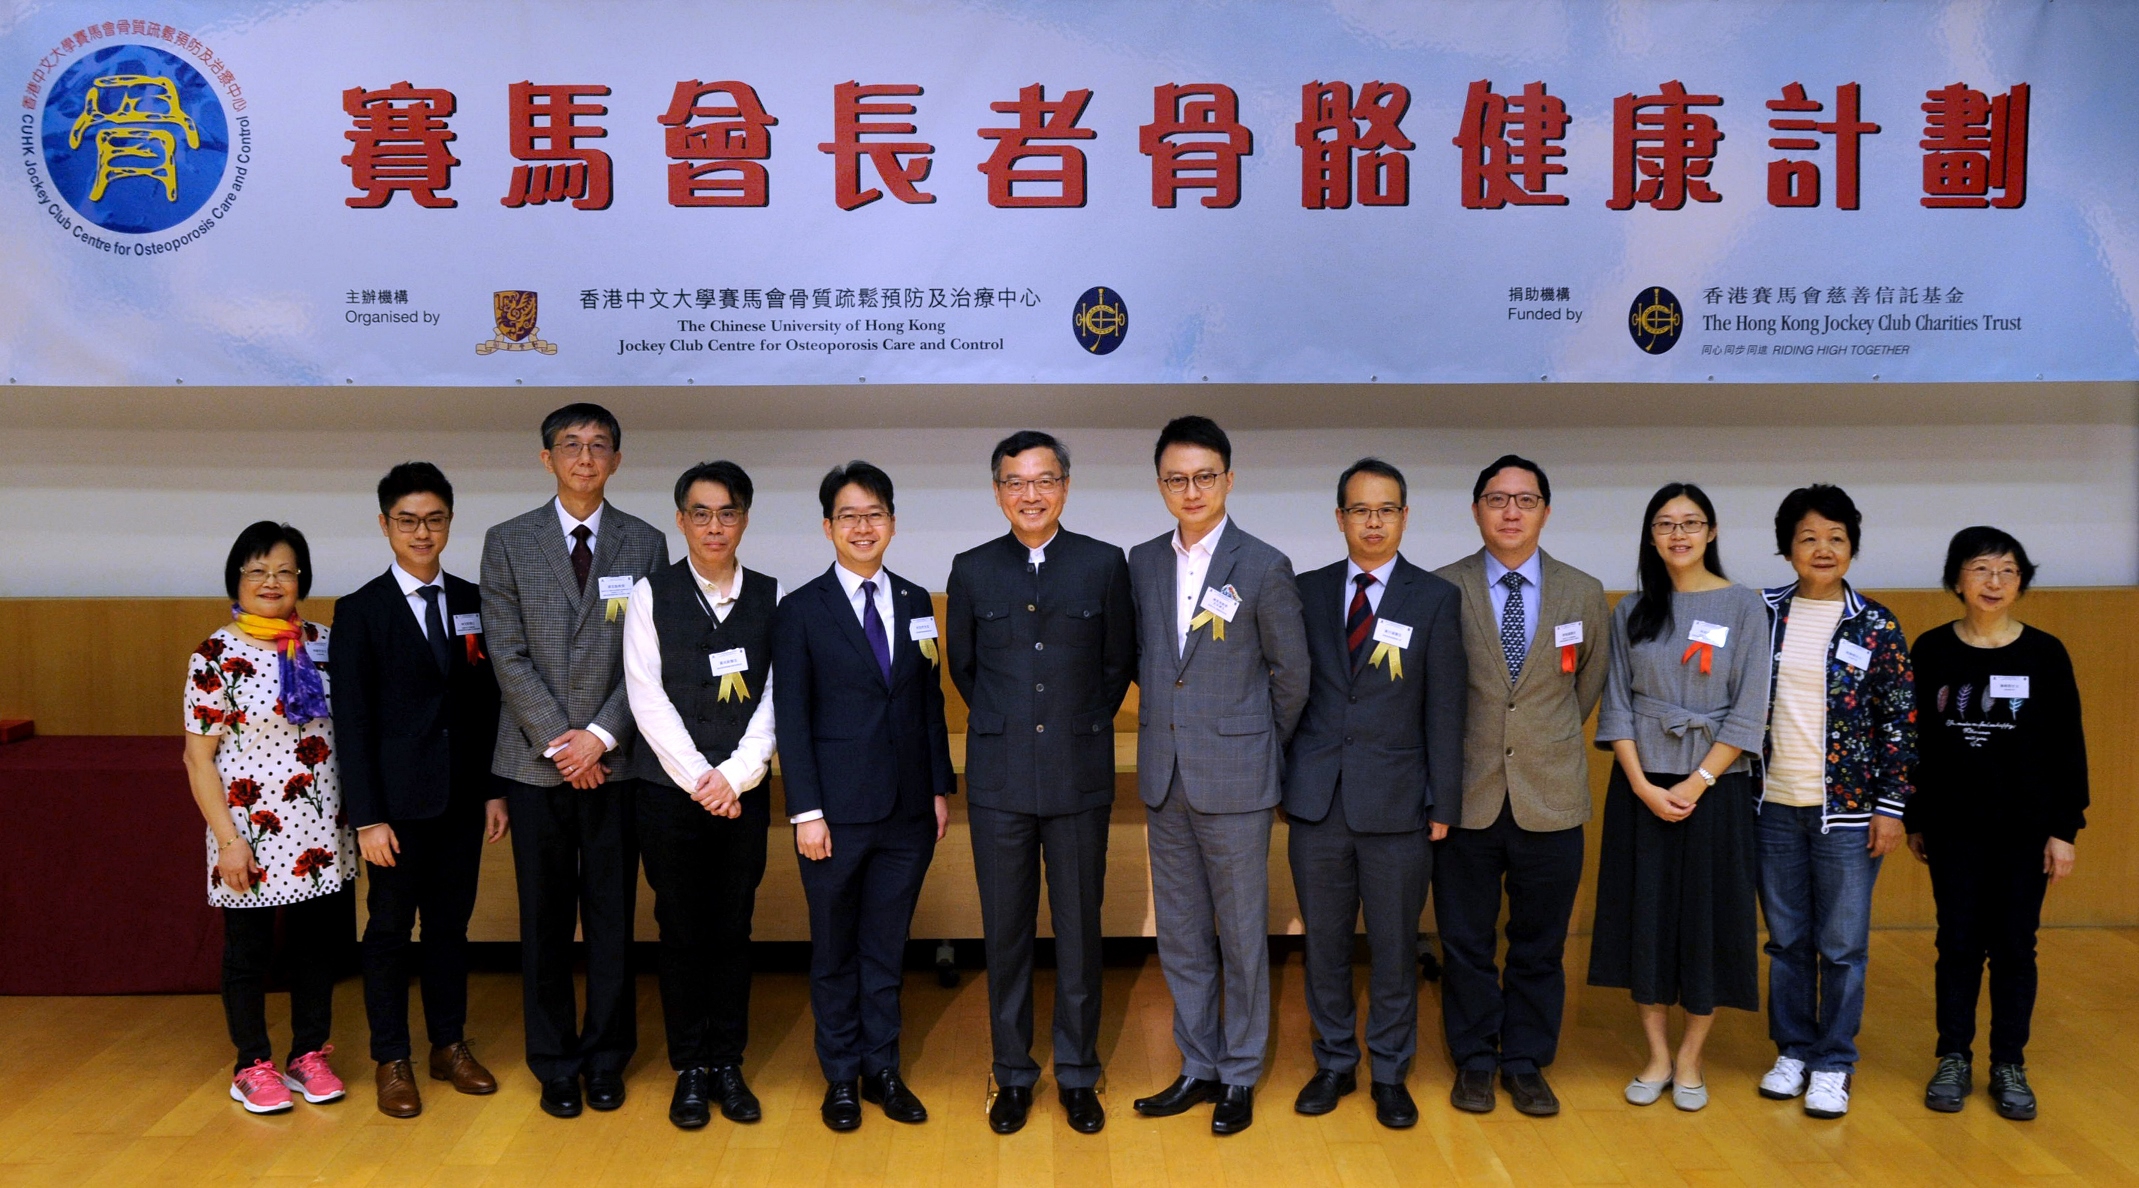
1688, 620, 1730, 648
303, 638, 330, 663
1554, 621, 1584, 648
1989, 675, 2030, 700
1199, 585, 1240, 622
596, 575, 635, 600
1834, 639, 1873, 671
709, 648, 750, 676
453, 613, 483, 636
908, 616, 939, 641
1371, 619, 1413, 649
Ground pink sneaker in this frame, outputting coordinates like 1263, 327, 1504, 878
231, 1060, 294, 1113
283, 1045, 346, 1104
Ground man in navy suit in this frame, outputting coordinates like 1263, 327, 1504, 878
330, 462, 505, 1119
772, 461, 955, 1132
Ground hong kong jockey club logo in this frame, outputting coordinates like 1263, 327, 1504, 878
477, 290, 557, 355
1628, 285, 1684, 355
1072, 286, 1127, 355
36, 40, 238, 239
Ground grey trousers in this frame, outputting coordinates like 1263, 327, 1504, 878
970, 801, 1111, 1090
1287, 786, 1430, 1084
1146, 767, 1272, 1086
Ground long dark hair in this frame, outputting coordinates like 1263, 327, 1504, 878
1627, 482, 1725, 644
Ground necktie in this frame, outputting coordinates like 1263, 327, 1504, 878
418, 585, 451, 673
1346, 572, 1377, 672
860, 579, 893, 684
570, 524, 592, 592
1499, 570, 1529, 679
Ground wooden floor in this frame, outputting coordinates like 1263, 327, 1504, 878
3, 931, 2136, 1187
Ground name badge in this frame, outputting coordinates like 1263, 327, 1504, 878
1554, 621, 1584, 648
1371, 619, 1413, 649
453, 613, 483, 636
908, 616, 939, 641
709, 648, 750, 676
1834, 639, 1873, 671
303, 638, 330, 663
1688, 620, 1730, 648
1988, 675, 2030, 700
596, 575, 635, 600
1199, 585, 1240, 622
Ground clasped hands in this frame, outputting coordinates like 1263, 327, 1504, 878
548, 728, 609, 789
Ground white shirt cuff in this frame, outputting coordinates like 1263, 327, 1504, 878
585, 723, 618, 752
788, 809, 824, 824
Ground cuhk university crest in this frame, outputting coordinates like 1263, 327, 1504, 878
477, 290, 556, 355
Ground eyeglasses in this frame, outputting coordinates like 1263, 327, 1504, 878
550, 440, 615, 460
1342, 504, 1404, 524
833, 510, 889, 528
239, 567, 302, 585
388, 512, 452, 534
1961, 563, 2021, 583
1480, 492, 1544, 511
685, 507, 744, 528
996, 475, 1063, 496
1651, 518, 1710, 538
1160, 471, 1225, 494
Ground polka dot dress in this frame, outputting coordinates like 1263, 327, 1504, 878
184, 626, 353, 908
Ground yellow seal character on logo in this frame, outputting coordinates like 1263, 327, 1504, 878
69, 75, 200, 203
478, 290, 557, 355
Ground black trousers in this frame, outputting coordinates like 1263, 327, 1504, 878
360, 794, 486, 1062
504, 777, 640, 1082
1926, 828, 2051, 1065
638, 782, 770, 1070
797, 807, 937, 1083
969, 801, 1110, 1090
223, 887, 352, 1073
1433, 801, 1585, 1074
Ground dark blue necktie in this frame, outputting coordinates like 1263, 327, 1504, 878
1499, 570, 1528, 679
418, 585, 451, 673
860, 579, 892, 684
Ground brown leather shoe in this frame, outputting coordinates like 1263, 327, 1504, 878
429, 1041, 498, 1095
376, 1059, 422, 1118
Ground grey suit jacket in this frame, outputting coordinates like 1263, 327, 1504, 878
1130, 520, 1310, 813
1433, 548, 1610, 832
481, 500, 670, 786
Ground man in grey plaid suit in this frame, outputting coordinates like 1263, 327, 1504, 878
481, 403, 669, 1118
1128, 416, 1310, 1136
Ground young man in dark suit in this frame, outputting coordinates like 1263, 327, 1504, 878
331, 462, 506, 1119
1283, 458, 1465, 1129
945, 431, 1135, 1136
773, 461, 955, 1132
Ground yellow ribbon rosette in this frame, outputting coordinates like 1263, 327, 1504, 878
716, 671, 751, 702
917, 637, 939, 666
604, 595, 628, 623
1188, 609, 1226, 642
1369, 640, 1403, 679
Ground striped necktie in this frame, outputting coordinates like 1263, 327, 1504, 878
1346, 572, 1376, 672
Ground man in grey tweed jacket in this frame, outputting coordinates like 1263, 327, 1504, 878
481, 403, 669, 1118
1127, 417, 1310, 1137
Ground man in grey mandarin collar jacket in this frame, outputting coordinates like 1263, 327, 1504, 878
1127, 417, 1309, 1137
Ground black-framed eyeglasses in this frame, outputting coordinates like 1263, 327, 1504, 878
1342, 504, 1404, 524
551, 440, 615, 460
388, 512, 452, 534
1651, 518, 1710, 537
833, 510, 890, 528
685, 506, 744, 528
1160, 471, 1224, 494
1480, 492, 1544, 511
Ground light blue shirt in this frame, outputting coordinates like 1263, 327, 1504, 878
1484, 549, 1543, 653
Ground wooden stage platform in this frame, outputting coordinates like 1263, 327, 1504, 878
2, 929, 2134, 1186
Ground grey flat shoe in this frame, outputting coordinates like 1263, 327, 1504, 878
1672, 1081, 1709, 1111
1625, 1074, 1672, 1106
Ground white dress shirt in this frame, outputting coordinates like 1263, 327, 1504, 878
1341, 555, 1399, 617
390, 562, 447, 637
1025, 530, 1058, 569
622, 561, 781, 805
1171, 515, 1228, 655
553, 498, 617, 752
1484, 548, 1544, 653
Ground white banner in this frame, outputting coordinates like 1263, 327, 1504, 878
5, 0, 2136, 385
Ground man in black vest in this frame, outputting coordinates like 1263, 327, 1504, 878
331, 462, 505, 1119
622, 461, 781, 1130
945, 431, 1136, 1136
1283, 458, 1465, 1129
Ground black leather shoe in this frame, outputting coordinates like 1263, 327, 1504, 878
1133, 1075, 1221, 1117
861, 1069, 928, 1124
585, 1071, 625, 1111
1059, 1086, 1105, 1133
539, 1076, 583, 1119
709, 1064, 761, 1123
1210, 1084, 1254, 1135
669, 1067, 712, 1130
1989, 1063, 2036, 1121
821, 1080, 862, 1131
1370, 1081, 1418, 1129
1501, 1070, 1561, 1117
1293, 1068, 1356, 1115
1450, 1068, 1496, 1113
988, 1084, 1032, 1134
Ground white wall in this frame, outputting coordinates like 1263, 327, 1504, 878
4, 420, 2131, 597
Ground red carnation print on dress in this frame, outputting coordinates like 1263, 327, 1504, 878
294, 736, 332, 767
191, 668, 223, 693
192, 705, 226, 730
292, 847, 336, 887
227, 778, 262, 807
282, 772, 314, 802
196, 637, 227, 661
221, 656, 257, 678
249, 810, 282, 834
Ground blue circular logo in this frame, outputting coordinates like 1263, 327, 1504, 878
41, 44, 229, 234
1627, 285, 1684, 355
1071, 286, 1128, 355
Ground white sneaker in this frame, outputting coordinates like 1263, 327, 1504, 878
1759, 1056, 1807, 1100
1804, 1070, 1851, 1118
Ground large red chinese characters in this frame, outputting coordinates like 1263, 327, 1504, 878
1765, 82, 1879, 209
658, 81, 777, 207
1297, 81, 1413, 208
1607, 80, 1723, 210
818, 82, 935, 210
1140, 84, 1253, 208
341, 82, 459, 209
1920, 82, 2028, 209
976, 84, 1095, 208
1451, 80, 1568, 208
500, 82, 611, 210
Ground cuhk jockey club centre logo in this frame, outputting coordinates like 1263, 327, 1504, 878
36, 38, 238, 240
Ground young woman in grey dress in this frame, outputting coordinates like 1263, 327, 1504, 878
1589, 483, 1773, 1112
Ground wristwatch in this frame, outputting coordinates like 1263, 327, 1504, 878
1695, 767, 1717, 787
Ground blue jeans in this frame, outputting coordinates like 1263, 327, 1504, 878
1757, 805, 1882, 1073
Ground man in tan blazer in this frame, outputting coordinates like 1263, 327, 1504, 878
1432, 455, 1609, 1118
